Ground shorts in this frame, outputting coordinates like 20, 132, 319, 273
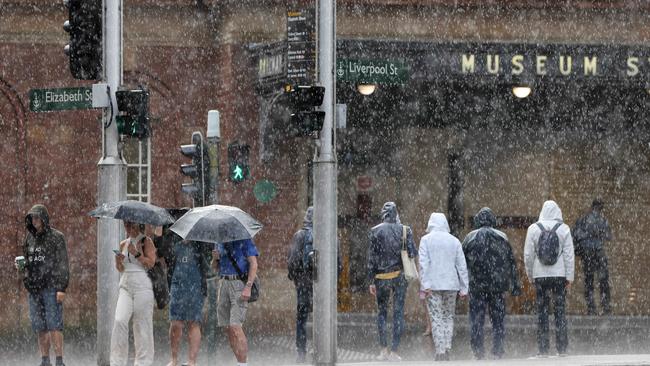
169, 286, 205, 323
217, 279, 248, 326
29, 288, 63, 332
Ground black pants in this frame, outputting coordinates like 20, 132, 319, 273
582, 249, 611, 315
295, 284, 313, 355
535, 277, 568, 354
469, 291, 506, 358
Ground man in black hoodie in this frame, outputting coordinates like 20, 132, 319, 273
462, 207, 521, 360
18, 204, 69, 366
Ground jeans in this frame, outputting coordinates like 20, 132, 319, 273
469, 291, 506, 358
582, 249, 611, 314
374, 274, 407, 352
28, 288, 64, 332
295, 284, 313, 355
534, 277, 568, 354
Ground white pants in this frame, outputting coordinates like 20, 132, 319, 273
110, 271, 155, 366
426, 291, 457, 355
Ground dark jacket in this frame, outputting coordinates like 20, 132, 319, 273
573, 210, 612, 255
22, 204, 69, 293
158, 231, 212, 297
462, 208, 521, 295
367, 202, 417, 282
287, 207, 342, 287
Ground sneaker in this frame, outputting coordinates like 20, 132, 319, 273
387, 352, 402, 362
376, 348, 390, 361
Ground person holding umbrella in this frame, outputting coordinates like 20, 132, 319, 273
110, 221, 157, 366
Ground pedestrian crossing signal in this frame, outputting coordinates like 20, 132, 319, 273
228, 143, 250, 183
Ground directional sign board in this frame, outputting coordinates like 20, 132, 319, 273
286, 8, 316, 85
336, 59, 409, 84
29, 87, 93, 112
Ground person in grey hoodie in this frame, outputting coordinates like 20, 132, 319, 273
419, 212, 468, 361
18, 204, 69, 366
524, 200, 575, 357
367, 202, 417, 361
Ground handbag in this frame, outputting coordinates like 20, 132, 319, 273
225, 246, 260, 303
401, 225, 419, 282
134, 236, 169, 310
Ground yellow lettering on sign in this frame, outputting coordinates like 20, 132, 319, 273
584, 56, 598, 76
461, 54, 475, 73
511, 55, 524, 75
559, 56, 572, 76
627, 57, 639, 76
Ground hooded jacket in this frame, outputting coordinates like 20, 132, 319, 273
462, 208, 521, 294
524, 201, 575, 282
418, 213, 469, 294
288, 207, 343, 286
367, 202, 417, 282
572, 209, 612, 254
22, 204, 69, 293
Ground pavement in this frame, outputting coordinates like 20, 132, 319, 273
1, 314, 649, 365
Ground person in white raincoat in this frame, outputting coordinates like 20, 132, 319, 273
524, 200, 575, 357
418, 213, 469, 361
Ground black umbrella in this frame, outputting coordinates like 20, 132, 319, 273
169, 204, 263, 244
88, 200, 175, 226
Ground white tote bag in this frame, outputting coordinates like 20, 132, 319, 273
401, 225, 419, 282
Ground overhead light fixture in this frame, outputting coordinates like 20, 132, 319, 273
512, 86, 532, 99
357, 84, 377, 96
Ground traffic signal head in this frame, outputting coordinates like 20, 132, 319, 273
180, 133, 210, 206
285, 85, 325, 137
63, 0, 102, 80
116, 89, 150, 140
228, 143, 250, 183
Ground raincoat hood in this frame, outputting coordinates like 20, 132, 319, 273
426, 213, 450, 233
26, 204, 51, 235
474, 207, 496, 228
380, 202, 398, 224
303, 206, 314, 229
538, 200, 563, 222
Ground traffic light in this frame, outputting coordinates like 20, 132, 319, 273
63, 0, 102, 80
116, 89, 149, 140
228, 143, 250, 183
180, 133, 210, 206
285, 85, 325, 137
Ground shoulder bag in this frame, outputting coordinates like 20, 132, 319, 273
225, 246, 260, 303
401, 225, 419, 282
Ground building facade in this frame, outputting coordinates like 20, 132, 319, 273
2, 0, 650, 335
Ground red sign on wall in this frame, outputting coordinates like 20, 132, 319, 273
357, 176, 373, 192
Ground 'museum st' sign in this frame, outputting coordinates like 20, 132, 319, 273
440, 43, 650, 83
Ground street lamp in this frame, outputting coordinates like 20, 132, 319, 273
512, 86, 532, 98
357, 83, 377, 95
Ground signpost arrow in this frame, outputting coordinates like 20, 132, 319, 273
29, 87, 93, 112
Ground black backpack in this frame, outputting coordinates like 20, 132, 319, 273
535, 222, 562, 265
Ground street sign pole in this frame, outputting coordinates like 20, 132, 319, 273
97, 1, 126, 365
313, 0, 337, 365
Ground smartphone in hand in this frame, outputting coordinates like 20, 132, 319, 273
113, 249, 122, 256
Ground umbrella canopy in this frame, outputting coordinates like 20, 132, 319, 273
88, 200, 175, 226
169, 204, 263, 244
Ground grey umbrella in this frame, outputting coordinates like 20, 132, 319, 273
88, 200, 175, 226
169, 204, 263, 244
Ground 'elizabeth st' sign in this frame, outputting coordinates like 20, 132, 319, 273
29, 87, 93, 112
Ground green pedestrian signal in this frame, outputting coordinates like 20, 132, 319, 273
228, 143, 250, 183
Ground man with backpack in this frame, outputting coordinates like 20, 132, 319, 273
573, 199, 612, 315
524, 200, 575, 357
287, 207, 316, 363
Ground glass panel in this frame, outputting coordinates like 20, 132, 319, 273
123, 139, 138, 164
141, 168, 148, 194
140, 139, 148, 161
127, 168, 139, 194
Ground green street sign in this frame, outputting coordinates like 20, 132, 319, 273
29, 87, 93, 112
336, 58, 409, 84
254, 179, 277, 203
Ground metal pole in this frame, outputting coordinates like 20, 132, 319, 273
97, 1, 126, 365
313, 0, 337, 365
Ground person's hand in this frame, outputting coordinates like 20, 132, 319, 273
56, 292, 65, 303
565, 281, 572, 290
424, 289, 433, 298
241, 284, 252, 302
115, 253, 125, 264
459, 292, 468, 300
369, 285, 376, 296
